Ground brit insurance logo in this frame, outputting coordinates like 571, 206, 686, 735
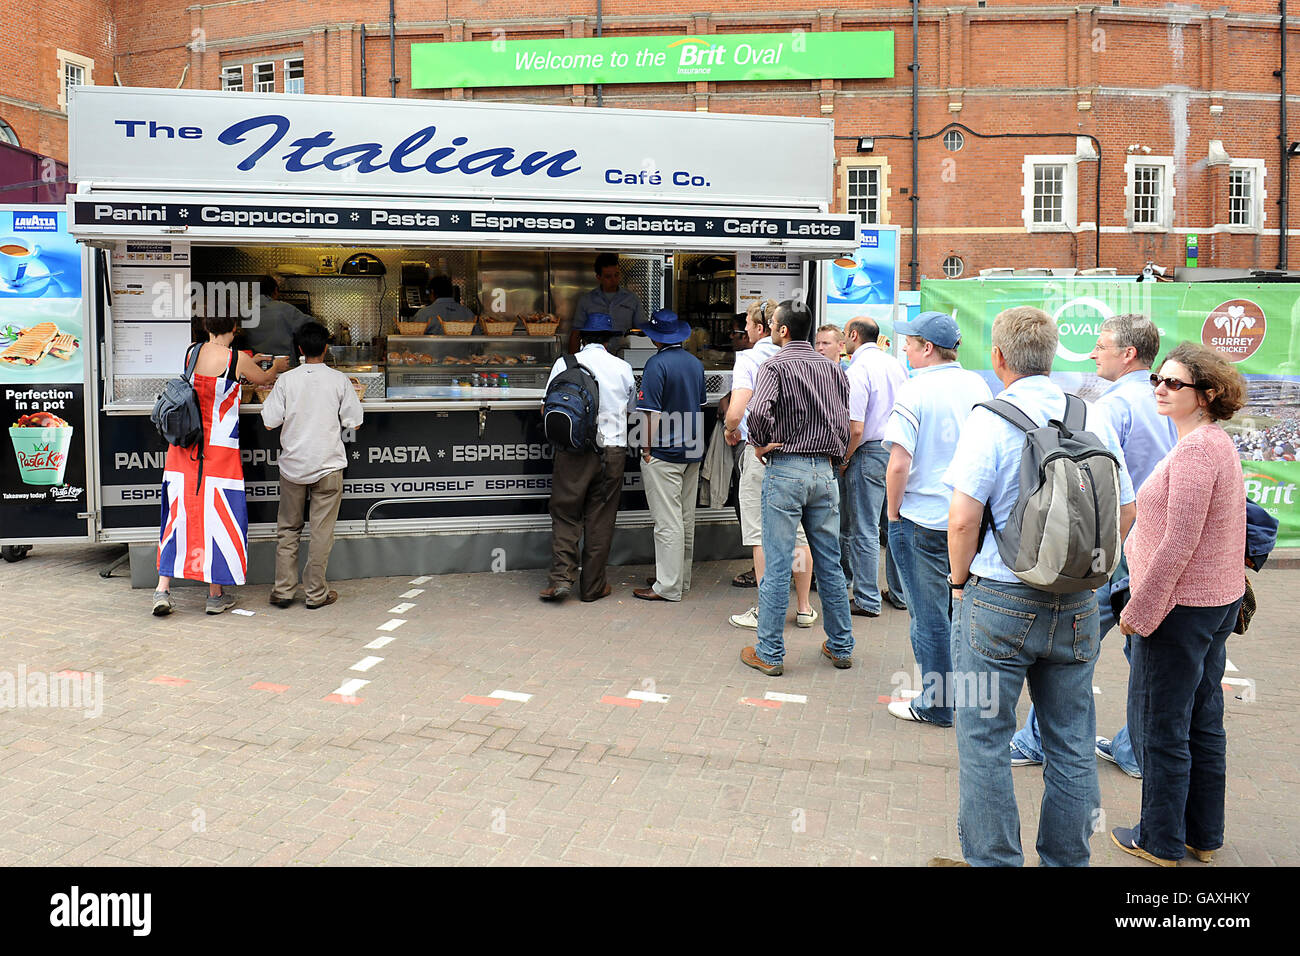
1243, 471, 1296, 507
1202, 299, 1266, 362
13, 212, 58, 232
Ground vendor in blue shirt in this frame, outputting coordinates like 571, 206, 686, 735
568, 252, 645, 354
414, 274, 476, 334
633, 309, 708, 603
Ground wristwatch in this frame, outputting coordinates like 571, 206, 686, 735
946, 573, 968, 591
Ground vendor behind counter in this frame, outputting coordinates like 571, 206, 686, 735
243, 274, 313, 358
413, 274, 476, 334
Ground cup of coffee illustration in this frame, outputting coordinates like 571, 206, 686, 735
10, 411, 73, 485
0, 236, 42, 287
830, 257, 860, 297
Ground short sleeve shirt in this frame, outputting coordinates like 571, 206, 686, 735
1094, 368, 1178, 491
637, 345, 708, 463
731, 337, 780, 442
943, 375, 1137, 584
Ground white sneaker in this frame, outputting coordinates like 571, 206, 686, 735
796, 607, 818, 628
728, 606, 759, 629
887, 700, 923, 721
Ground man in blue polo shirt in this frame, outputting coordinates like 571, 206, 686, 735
634, 310, 708, 602
882, 312, 991, 727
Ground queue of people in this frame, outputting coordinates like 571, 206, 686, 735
151, 279, 1254, 868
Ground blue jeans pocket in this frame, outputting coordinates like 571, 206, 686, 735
1072, 603, 1101, 662
969, 596, 1035, 660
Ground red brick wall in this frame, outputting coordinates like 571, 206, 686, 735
6, 1, 1300, 275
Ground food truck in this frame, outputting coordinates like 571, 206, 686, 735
29, 86, 857, 582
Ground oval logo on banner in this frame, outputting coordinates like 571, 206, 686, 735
1201, 299, 1267, 362
1052, 296, 1115, 363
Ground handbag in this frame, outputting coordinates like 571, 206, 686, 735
1233, 575, 1256, 635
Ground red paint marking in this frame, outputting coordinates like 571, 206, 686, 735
741, 697, 781, 709
150, 675, 191, 686
461, 694, 502, 707
324, 693, 363, 705
55, 670, 93, 679
251, 682, 288, 693
877, 695, 912, 703
600, 695, 642, 708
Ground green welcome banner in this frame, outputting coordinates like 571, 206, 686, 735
411, 32, 894, 89
921, 279, 1300, 548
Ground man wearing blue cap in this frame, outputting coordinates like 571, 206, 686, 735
881, 311, 992, 726
633, 310, 708, 602
540, 311, 636, 603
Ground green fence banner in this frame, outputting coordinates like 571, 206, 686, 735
411, 32, 894, 90
920, 279, 1300, 548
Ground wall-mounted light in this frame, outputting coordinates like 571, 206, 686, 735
857, 136, 874, 153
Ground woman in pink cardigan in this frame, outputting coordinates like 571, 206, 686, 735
1111, 342, 1247, 867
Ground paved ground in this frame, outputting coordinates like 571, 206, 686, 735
0, 542, 1295, 866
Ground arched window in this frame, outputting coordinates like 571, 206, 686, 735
0, 119, 18, 147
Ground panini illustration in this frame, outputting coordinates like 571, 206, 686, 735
0, 322, 79, 367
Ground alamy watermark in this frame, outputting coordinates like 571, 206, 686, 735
0, 666, 103, 718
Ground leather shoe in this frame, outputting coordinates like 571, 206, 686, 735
821, 641, 852, 669
739, 645, 783, 676
268, 595, 292, 609
645, 577, 658, 587
539, 584, 571, 602
633, 586, 669, 601
851, 603, 879, 618
581, 584, 613, 603
306, 590, 338, 610
884, 590, 908, 611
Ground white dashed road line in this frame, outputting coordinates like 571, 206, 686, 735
365, 636, 395, 650
331, 678, 369, 697
388, 602, 416, 614
350, 656, 384, 672
488, 690, 533, 702
765, 691, 807, 704
376, 618, 407, 632
626, 689, 670, 703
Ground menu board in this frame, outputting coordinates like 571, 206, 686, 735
736, 251, 803, 314
109, 240, 192, 381
0, 205, 90, 541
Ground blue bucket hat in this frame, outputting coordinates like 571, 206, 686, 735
894, 311, 961, 349
577, 311, 617, 333
641, 309, 691, 344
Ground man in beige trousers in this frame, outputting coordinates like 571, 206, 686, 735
260, 321, 364, 609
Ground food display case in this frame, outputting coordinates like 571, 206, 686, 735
384, 334, 558, 399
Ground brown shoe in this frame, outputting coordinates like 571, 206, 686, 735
851, 603, 880, 618
740, 645, 783, 676
633, 586, 669, 601
268, 595, 293, 609
581, 584, 613, 603
539, 584, 571, 602
306, 590, 338, 610
821, 641, 852, 669
645, 577, 658, 587
1185, 844, 1215, 863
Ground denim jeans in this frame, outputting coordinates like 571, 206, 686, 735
755, 454, 854, 665
1011, 576, 1141, 774
845, 442, 889, 612
953, 577, 1101, 866
887, 517, 952, 725
1127, 598, 1241, 861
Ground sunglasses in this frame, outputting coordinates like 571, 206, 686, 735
1150, 373, 1208, 392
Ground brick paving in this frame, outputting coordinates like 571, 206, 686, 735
0, 542, 1295, 866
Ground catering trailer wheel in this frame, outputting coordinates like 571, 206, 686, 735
1, 545, 33, 563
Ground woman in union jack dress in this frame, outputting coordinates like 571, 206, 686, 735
152, 314, 283, 616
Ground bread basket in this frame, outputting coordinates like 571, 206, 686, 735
395, 321, 427, 335
523, 313, 559, 337
481, 315, 519, 336
440, 318, 477, 336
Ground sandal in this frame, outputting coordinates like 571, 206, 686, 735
732, 567, 757, 588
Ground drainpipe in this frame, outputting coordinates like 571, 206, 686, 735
909, 0, 919, 289
389, 0, 399, 97
1281, 0, 1289, 269
361, 22, 367, 96
596, 0, 603, 108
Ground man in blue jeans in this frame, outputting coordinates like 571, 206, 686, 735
944, 306, 1135, 865
1009, 313, 1174, 778
882, 312, 991, 726
739, 300, 854, 676
841, 317, 907, 617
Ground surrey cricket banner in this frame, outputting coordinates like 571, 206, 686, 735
920, 279, 1300, 548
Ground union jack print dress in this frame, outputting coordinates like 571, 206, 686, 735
157, 346, 248, 585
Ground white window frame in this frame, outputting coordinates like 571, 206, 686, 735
253, 61, 275, 93
942, 255, 964, 278
1225, 159, 1266, 234
1021, 155, 1078, 233
56, 49, 94, 113
221, 65, 244, 92
283, 58, 304, 94
1124, 155, 1175, 232
838, 157, 892, 226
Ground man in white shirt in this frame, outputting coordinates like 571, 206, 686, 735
722, 300, 815, 630
540, 312, 636, 604
881, 312, 992, 726
413, 274, 476, 334
260, 321, 364, 610
841, 316, 908, 616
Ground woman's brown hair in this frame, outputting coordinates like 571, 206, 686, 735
1162, 342, 1248, 422
202, 314, 236, 336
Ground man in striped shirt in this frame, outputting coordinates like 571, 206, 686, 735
739, 300, 855, 676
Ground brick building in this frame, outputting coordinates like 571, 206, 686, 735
3, 1, 1299, 279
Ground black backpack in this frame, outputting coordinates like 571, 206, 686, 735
151, 343, 204, 448
543, 354, 601, 453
